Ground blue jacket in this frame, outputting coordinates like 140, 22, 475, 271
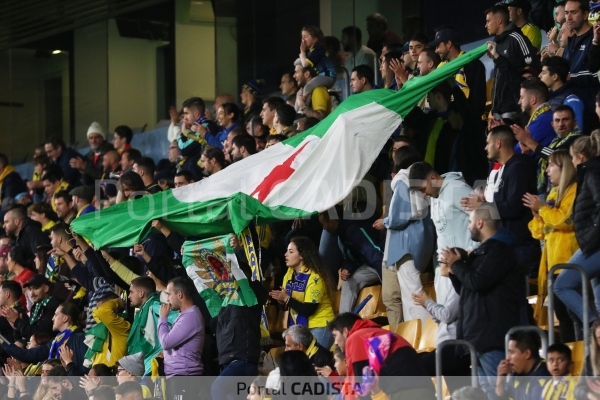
500, 359, 550, 400
383, 178, 435, 272
337, 219, 383, 278
55, 147, 83, 187
564, 28, 600, 92
514, 108, 556, 155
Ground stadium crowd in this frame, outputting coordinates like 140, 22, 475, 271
3, 0, 600, 399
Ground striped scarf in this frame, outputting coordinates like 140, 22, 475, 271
30, 297, 51, 325
86, 278, 114, 331
527, 102, 552, 126
284, 266, 311, 327
49, 325, 78, 358
537, 129, 580, 193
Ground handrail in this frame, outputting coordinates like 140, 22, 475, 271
435, 339, 478, 400
505, 326, 548, 359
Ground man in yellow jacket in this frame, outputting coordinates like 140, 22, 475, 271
85, 292, 131, 367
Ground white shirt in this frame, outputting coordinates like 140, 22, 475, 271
344, 45, 377, 73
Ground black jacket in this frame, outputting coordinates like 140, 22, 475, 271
450, 230, 522, 353
15, 218, 51, 260
0, 304, 27, 343
0, 171, 26, 209
55, 147, 84, 187
83, 141, 114, 184
13, 296, 62, 341
492, 25, 540, 114
492, 154, 538, 246
462, 58, 487, 119
573, 157, 600, 255
211, 280, 267, 366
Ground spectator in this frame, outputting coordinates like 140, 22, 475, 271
1, 302, 88, 375
495, 330, 550, 399
555, 132, 600, 328
87, 292, 130, 368
463, 126, 539, 279
200, 146, 225, 177
440, 204, 522, 399
132, 157, 161, 194
273, 104, 297, 137
182, 96, 225, 150
29, 202, 57, 232
68, 186, 96, 218
318, 207, 382, 314
217, 103, 242, 152
372, 149, 434, 328
380, 51, 402, 90
324, 35, 345, 68
167, 140, 180, 167
365, 13, 402, 56
254, 131, 268, 152
416, 48, 441, 76
507, 0, 542, 50
543, 21, 574, 60
267, 134, 287, 147
3, 207, 50, 261
71, 122, 115, 184
0, 154, 26, 211
120, 148, 141, 174
405, 33, 429, 78
212, 93, 236, 119
349, 64, 375, 94
513, 78, 556, 159
299, 26, 336, 96
7, 245, 35, 301
279, 71, 299, 101
41, 170, 69, 213
261, 97, 285, 135
541, 343, 576, 399
485, 5, 540, 122
539, 56, 585, 130
44, 137, 81, 187
53, 191, 75, 225
173, 170, 194, 188
115, 381, 143, 400
116, 353, 152, 397
28, 154, 50, 203
158, 277, 205, 397
409, 160, 479, 314
240, 79, 264, 119
269, 236, 335, 348
46, 365, 87, 400
282, 325, 334, 369
294, 60, 332, 120
100, 150, 121, 179
514, 105, 581, 195
341, 26, 376, 72
524, 149, 578, 342
0, 280, 28, 342
113, 126, 133, 153
431, 28, 487, 118
231, 133, 257, 162
328, 312, 434, 397
88, 386, 115, 400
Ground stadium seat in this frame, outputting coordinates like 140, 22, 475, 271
331, 290, 342, 315
381, 325, 390, 330
355, 285, 387, 320
416, 318, 438, 353
395, 319, 422, 348
423, 281, 436, 302
566, 341, 585, 376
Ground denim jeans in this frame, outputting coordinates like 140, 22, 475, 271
477, 349, 504, 400
311, 327, 334, 349
210, 360, 258, 400
554, 248, 600, 324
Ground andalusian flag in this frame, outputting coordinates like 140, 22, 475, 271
71, 44, 487, 247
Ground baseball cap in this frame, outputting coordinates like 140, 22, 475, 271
506, 0, 532, 14
69, 185, 95, 203
428, 29, 461, 48
24, 275, 51, 288
0, 246, 10, 258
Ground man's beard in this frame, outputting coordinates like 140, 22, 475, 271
469, 227, 482, 242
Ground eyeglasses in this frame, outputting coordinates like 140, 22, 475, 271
116, 368, 126, 375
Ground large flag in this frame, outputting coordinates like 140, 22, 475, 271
71, 44, 488, 248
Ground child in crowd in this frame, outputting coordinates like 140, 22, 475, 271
299, 26, 336, 97
541, 343, 576, 400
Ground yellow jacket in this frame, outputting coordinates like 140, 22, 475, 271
529, 183, 579, 296
91, 298, 131, 366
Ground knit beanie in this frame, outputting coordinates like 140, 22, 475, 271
87, 121, 105, 139
242, 79, 266, 98
119, 352, 145, 376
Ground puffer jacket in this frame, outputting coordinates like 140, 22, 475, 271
573, 156, 600, 256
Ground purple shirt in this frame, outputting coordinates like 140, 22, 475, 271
157, 305, 205, 376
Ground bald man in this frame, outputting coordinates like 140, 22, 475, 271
101, 150, 121, 178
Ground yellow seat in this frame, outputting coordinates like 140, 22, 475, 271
423, 281, 436, 302
416, 318, 438, 353
381, 325, 390, 330
566, 341, 585, 376
331, 290, 342, 315
355, 285, 387, 320
395, 319, 422, 348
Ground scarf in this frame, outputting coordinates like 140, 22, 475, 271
0, 165, 15, 200
537, 129, 580, 192
84, 322, 109, 367
305, 338, 319, 359
30, 297, 51, 325
383, 167, 429, 268
541, 374, 576, 400
49, 325, 78, 358
24, 362, 42, 376
527, 102, 552, 126
283, 266, 311, 327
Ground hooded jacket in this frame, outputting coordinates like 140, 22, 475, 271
492, 24, 540, 114
15, 218, 51, 260
573, 156, 600, 255
345, 319, 434, 395
383, 169, 435, 272
450, 229, 522, 353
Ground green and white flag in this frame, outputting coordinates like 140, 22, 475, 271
71, 44, 487, 248
182, 234, 257, 317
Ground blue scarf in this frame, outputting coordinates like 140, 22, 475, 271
49, 325, 77, 359
284, 268, 311, 327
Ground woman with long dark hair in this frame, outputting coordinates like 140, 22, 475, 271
269, 236, 335, 348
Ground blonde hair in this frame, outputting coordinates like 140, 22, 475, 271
548, 149, 576, 206
571, 130, 600, 161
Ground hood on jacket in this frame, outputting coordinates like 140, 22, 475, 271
20, 218, 43, 234
349, 318, 381, 336
488, 228, 517, 247
439, 172, 466, 194
495, 23, 518, 41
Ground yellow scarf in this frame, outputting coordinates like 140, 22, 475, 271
527, 102, 552, 127
305, 337, 319, 359
0, 165, 15, 198
425, 118, 445, 167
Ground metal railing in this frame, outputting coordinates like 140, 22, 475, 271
505, 326, 548, 359
547, 263, 590, 359
435, 340, 478, 400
